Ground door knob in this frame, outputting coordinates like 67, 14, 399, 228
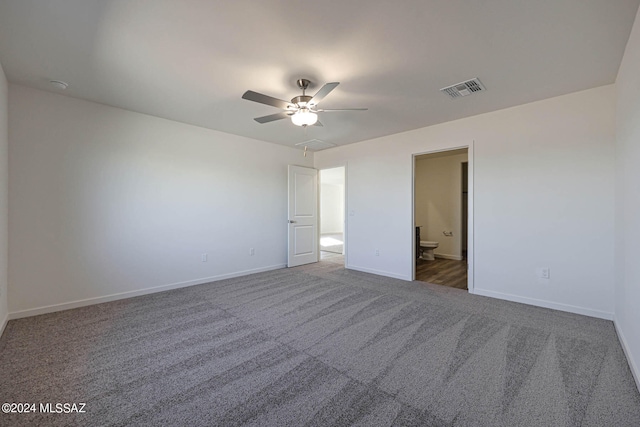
288, 220, 297, 223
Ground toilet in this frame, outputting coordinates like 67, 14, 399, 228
419, 241, 439, 260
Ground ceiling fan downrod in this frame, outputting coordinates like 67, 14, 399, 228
296, 78, 311, 95
292, 79, 313, 107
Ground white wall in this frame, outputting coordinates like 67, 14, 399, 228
315, 85, 616, 319
8, 85, 312, 316
415, 152, 468, 259
0, 63, 8, 333
615, 5, 640, 389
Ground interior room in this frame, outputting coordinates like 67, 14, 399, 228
319, 166, 345, 260
414, 149, 468, 289
1, 1, 640, 425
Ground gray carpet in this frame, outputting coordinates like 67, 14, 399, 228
1, 257, 639, 426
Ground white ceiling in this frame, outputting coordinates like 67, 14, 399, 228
1, 0, 638, 150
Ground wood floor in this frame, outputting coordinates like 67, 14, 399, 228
416, 257, 468, 290
320, 252, 467, 290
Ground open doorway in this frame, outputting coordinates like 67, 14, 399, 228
319, 166, 345, 264
414, 148, 470, 290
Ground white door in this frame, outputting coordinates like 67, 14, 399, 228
288, 165, 318, 267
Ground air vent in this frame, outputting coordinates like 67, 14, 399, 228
440, 78, 485, 99
294, 139, 336, 151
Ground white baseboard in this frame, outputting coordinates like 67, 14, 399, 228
473, 288, 614, 320
614, 319, 640, 393
347, 264, 411, 281
435, 253, 463, 261
8, 264, 286, 320
0, 311, 8, 339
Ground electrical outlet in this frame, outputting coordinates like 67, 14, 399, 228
375, 249, 380, 256
202, 253, 208, 262
250, 248, 255, 256
537, 267, 550, 280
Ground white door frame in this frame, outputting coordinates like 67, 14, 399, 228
411, 144, 474, 292
318, 164, 348, 267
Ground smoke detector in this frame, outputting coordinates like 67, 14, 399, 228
440, 78, 485, 99
49, 80, 69, 90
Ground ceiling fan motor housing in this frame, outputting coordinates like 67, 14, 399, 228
291, 95, 312, 107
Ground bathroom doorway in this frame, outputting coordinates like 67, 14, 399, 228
319, 166, 346, 264
413, 148, 470, 290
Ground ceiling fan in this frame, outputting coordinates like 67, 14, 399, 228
242, 79, 367, 127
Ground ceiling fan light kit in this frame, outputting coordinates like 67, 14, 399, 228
242, 78, 367, 128
291, 109, 318, 126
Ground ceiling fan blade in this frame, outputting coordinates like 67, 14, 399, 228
242, 90, 292, 109
254, 111, 292, 124
313, 120, 323, 127
316, 108, 368, 112
310, 82, 339, 105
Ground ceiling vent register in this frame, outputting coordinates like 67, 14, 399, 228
440, 78, 485, 99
